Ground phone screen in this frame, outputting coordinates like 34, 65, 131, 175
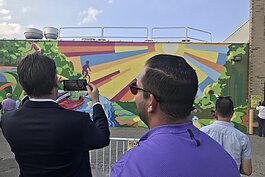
63, 79, 87, 91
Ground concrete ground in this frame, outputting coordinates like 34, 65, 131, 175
0, 127, 264, 177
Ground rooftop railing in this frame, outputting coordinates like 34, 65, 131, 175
58, 26, 212, 42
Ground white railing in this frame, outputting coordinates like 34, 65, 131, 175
102, 27, 149, 41
58, 26, 212, 42
90, 137, 139, 177
58, 27, 103, 40
150, 27, 212, 42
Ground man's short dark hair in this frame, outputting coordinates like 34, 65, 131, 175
17, 53, 57, 97
142, 54, 198, 119
215, 97, 234, 118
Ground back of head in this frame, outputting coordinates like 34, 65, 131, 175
17, 53, 57, 97
6, 93, 12, 98
215, 97, 234, 118
262, 100, 265, 106
142, 54, 198, 119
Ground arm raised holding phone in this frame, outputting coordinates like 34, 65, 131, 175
83, 82, 110, 150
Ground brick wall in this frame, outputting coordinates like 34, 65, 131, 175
249, 0, 265, 100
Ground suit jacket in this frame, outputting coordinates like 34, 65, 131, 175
1, 100, 110, 177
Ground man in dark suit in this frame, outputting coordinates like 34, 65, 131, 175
0, 53, 110, 177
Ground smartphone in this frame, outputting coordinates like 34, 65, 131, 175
63, 79, 87, 91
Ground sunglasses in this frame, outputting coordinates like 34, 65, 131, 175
129, 82, 160, 102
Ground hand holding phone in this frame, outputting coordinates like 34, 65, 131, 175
63, 79, 99, 103
63, 79, 87, 91
86, 83, 99, 103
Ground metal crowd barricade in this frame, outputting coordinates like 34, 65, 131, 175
90, 137, 139, 177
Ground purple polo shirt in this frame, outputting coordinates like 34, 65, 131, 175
111, 122, 239, 177
2, 98, 16, 112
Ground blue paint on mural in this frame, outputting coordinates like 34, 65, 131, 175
184, 54, 220, 81
0, 73, 7, 82
185, 45, 229, 54
198, 77, 215, 96
80, 49, 148, 66
216, 53, 227, 65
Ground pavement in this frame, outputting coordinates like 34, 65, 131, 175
0, 127, 264, 177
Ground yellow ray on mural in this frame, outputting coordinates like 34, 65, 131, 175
91, 52, 158, 99
115, 46, 148, 53
183, 48, 219, 63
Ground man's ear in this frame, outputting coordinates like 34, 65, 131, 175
147, 94, 157, 113
54, 75, 58, 87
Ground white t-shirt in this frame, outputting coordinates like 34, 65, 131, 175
256, 105, 265, 119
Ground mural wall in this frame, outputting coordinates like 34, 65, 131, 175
0, 40, 249, 131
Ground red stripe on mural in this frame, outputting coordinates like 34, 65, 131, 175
184, 52, 224, 73
58, 41, 116, 47
91, 71, 120, 85
63, 50, 114, 57
110, 79, 136, 102
119, 89, 134, 101
0, 82, 16, 91
58, 41, 155, 47
0, 66, 16, 70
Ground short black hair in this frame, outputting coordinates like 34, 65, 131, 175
215, 97, 234, 117
17, 53, 57, 97
142, 54, 198, 119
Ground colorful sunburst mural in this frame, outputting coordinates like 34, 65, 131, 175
0, 40, 248, 131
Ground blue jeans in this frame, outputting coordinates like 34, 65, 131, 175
258, 117, 265, 137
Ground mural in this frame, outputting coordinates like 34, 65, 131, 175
0, 40, 249, 131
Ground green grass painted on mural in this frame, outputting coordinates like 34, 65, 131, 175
137, 120, 148, 128
116, 101, 138, 115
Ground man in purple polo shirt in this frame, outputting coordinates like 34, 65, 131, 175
1, 93, 16, 114
111, 54, 239, 177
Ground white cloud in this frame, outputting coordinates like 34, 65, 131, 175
1, 15, 11, 21
78, 7, 103, 25
27, 24, 35, 28
0, 8, 11, 21
0, 0, 5, 6
0, 22, 23, 39
0, 8, 9, 14
108, 0, 113, 4
21, 7, 28, 13
0, 1, 23, 38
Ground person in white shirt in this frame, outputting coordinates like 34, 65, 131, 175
256, 100, 265, 137
200, 96, 252, 176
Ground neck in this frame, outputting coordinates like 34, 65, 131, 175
31, 95, 56, 100
217, 117, 231, 122
30, 87, 58, 101
148, 113, 189, 129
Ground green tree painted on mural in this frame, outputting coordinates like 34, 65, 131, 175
0, 41, 82, 101
37, 42, 82, 79
0, 41, 27, 101
0, 41, 27, 66
224, 43, 248, 106
227, 44, 247, 62
193, 44, 249, 132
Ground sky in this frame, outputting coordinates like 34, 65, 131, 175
0, 0, 249, 42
